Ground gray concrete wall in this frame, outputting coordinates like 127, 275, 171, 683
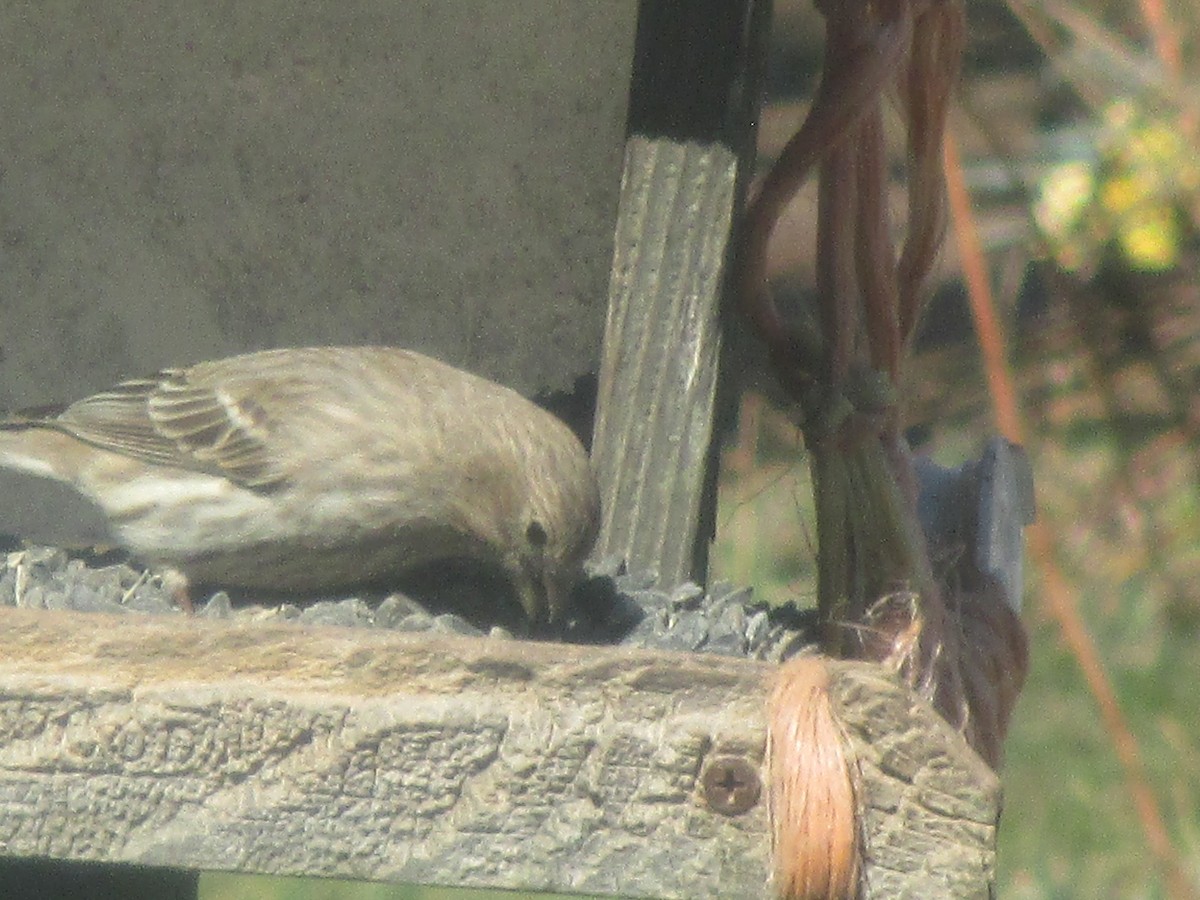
0, 1, 636, 406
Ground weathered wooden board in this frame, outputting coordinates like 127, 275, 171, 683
0, 608, 999, 898
0, 609, 770, 897
591, 0, 772, 587
833, 667, 1001, 899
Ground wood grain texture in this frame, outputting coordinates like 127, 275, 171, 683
0, 608, 999, 897
831, 664, 1001, 899
0, 608, 769, 897
590, 0, 771, 588
592, 137, 739, 586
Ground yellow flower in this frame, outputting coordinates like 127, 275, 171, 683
1118, 207, 1179, 271
1099, 173, 1143, 216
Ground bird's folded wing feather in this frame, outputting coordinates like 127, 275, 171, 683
50, 370, 286, 489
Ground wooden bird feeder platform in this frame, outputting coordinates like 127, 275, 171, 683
0, 1, 1027, 897
0, 610, 1002, 898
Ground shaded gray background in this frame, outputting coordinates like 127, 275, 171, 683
0, 1, 636, 407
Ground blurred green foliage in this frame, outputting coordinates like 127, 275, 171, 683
1035, 100, 1198, 275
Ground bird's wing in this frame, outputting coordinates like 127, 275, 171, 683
49, 369, 286, 489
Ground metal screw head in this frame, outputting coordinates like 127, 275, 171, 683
701, 755, 761, 816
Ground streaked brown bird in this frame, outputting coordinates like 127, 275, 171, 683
0, 346, 600, 624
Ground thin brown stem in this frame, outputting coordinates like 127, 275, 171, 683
942, 133, 1023, 441
854, 107, 901, 379
817, 148, 861, 385
897, 2, 963, 344
738, 0, 912, 385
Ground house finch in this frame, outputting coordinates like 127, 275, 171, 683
0, 346, 600, 624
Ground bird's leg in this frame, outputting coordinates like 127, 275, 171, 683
160, 568, 195, 614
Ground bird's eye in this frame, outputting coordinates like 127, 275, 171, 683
526, 520, 548, 548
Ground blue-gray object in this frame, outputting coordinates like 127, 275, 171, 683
915, 437, 1035, 613
975, 438, 1036, 612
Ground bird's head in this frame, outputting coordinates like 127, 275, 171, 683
500, 417, 600, 628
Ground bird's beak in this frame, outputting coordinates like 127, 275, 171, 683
515, 574, 550, 628
515, 569, 573, 628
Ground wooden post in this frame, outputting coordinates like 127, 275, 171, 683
591, 0, 774, 587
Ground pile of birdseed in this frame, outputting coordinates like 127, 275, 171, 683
0, 544, 817, 663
